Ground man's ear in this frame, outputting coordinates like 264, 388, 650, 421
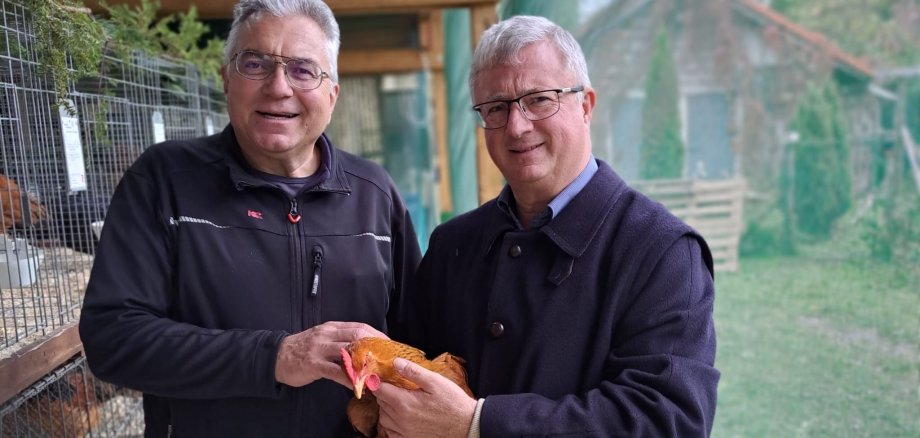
220, 64, 230, 94
582, 87, 597, 123
328, 82, 340, 108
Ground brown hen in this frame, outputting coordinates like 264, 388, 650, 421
0, 174, 46, 229
340, 337, 473, 438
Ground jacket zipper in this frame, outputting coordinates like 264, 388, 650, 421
288, 199, 301, 223
311, 248, 323, 296
310, 246, 323, 328
290, 199, 307, 437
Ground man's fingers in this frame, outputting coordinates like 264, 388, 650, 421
392, 358, 438, 390
342, 325, 388, 341
314, 320, 388, 341
326, 367, 352, 388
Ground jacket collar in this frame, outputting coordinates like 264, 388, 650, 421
540, 160, 627, 258
219, 125, 351, 195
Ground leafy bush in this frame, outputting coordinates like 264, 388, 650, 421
26, 0, 106, 112
860, 189, 920, 263
100, 0, 225, 84
740, 206, 796, 257
24, 0, 225, 110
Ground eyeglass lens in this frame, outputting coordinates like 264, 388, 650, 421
477, 90, 562, 129
235, 51, 325, 89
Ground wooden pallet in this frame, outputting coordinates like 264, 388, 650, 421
632, 178, 746, 272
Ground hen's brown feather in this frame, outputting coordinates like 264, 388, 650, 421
0, 174, 46, 229
341, 337, 473, 437
346, 394, 381, 438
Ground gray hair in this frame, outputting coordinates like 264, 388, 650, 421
224, 0, 341, 83
470, 15, 590, 91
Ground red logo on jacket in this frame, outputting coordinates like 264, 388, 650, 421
247, 210, 263, 220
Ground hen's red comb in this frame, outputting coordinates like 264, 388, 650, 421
340, 347, 357, 384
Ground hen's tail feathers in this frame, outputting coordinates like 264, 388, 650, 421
427, 353, 474, 397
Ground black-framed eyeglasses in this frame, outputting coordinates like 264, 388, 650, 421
231, 50, 329, 90
472, 86, 584, 129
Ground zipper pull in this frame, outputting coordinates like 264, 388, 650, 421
288, 199, 301, 223
311, 250, 323, 296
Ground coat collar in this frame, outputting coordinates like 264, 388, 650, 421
482, 160, 627, 260
539, 160, 627, 258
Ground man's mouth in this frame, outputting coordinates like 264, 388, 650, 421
510, 143, 542, 153
257, 111, 298, 119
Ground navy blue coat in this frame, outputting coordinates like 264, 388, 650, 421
393, 160, 719, 437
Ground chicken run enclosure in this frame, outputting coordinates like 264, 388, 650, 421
0, 1, 228, 434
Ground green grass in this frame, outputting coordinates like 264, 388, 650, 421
711, 250, 919, 437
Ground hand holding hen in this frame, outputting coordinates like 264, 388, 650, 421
340, 337, 473, 437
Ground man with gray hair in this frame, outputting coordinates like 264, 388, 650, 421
374, 15, 719, 437
79, 0, 421, 436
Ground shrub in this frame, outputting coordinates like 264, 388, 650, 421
860, 189, 920, 263
640, 26, 685, 179
740, 205, 796, 257
785, 81, 851, 238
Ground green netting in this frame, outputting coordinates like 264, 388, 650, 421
443, 9, 479, 218
378, 72, 437, 252
499, 0, 581, 28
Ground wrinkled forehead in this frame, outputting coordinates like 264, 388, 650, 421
236, 15, 329, 63
472, 53, 574, 101
471, 42, 568, 89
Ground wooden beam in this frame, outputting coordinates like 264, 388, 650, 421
901, 126, 920, 193
0, 324, 83, 405
339, 48, 443, 75
425, 11, 453, 214
469, 4, 503, 204
86, 0, 497, 19
329, 0, 497, 14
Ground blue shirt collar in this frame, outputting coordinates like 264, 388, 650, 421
497, 156, 599, 229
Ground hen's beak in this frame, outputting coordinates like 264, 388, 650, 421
354, 375, 367, 399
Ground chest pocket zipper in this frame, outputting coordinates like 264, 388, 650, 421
311, 247, 323, 296
310, 246, 324, 325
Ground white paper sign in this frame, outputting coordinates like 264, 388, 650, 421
59, 100, 87, 192
152, 111, 166, 144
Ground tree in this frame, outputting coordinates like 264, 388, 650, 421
786, 81, 851, 238
640, 26, 685, 179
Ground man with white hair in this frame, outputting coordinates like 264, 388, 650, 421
80, 1, 421, 436
375, 15, 720, 437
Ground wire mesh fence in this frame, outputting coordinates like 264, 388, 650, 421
0, 2, 227, 356
0, 0, 227, 433
0, 355, 143, 437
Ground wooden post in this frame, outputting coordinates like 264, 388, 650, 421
901, 126, 920, 193
469, 4, 503, 204
424, 11, 453, 215
0, 324, 83, 404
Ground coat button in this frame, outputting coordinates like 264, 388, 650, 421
489, 322, 505, 338
508, 245, 522, 258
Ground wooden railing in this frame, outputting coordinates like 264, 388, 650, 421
631, 178, 746, 272
901, 126, 920, 194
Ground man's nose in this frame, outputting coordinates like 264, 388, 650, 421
504, 101, 533, 134
263, 64, 293, 94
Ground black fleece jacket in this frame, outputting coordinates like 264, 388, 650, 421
80, 125, 421, 437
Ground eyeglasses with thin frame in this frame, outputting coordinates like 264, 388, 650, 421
472, 86, 584, 129
231, 50, 329, 90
